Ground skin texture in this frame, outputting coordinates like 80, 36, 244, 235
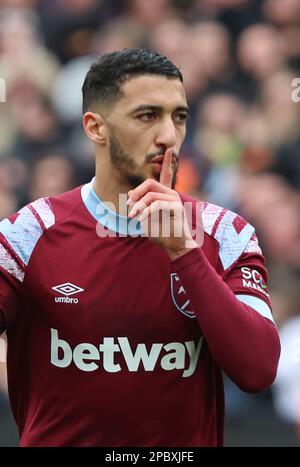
83, 74, 199, 259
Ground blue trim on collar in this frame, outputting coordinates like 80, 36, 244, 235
81, 179, 142, 236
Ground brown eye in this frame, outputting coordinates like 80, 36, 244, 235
174, 113, 188, 124
138, 113, 156, 121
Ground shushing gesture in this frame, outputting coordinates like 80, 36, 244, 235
127, 148, 203, 260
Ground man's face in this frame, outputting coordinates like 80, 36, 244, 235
104, 74, 188, 188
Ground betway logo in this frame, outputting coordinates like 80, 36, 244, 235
50, 329, 203, 378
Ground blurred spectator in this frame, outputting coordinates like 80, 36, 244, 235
238, 174, 300, 268
148, 18, 208, 104
148, 19, 208, 105
92, 18, 146, 56
192, 0, 264, 38
263, 0, 300, 66
191, 22, 232, 82
38, 0, 109, 63
28, 154, 75, 201
125, 0, 173, 29
0, 8, 59, 93
238, 108, 273, 174
263, 0, 300, 26
217, 0, 264, 37
272, 137, 300, 192
175, 158, 202, 197
260, 70, 300, 147
0, 190, 18, 221
52, 15, 146, 125
194, 93, 246, 209
237, 24, 287, 82
51, 56, 92, 124
8, 85, 69, 164
195, 0, 255, 16
148, 18, 189, 67
273, 315, 300, 424
0, 0, 37, 6
0, 157, 28, 205
237, 70, 300, 175
271, 272, 300, 424
196, 93, 245, 165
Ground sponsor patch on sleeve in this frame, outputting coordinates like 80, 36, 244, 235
240, 266, 270, 299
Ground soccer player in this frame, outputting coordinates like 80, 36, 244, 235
0, 49, 280, 447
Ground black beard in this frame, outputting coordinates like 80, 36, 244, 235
109, 132, 178, 189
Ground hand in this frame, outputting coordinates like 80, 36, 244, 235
127, 148, 203, 260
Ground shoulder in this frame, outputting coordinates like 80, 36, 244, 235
0, 197, 55, 282
179, 193, 261, 270
0, 186, 82, 282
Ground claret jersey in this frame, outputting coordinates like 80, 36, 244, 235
0, 179, 274, 447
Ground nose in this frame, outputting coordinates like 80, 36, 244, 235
155, 117, 177, 149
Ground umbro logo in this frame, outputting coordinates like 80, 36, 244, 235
52, 283, 84, 304
52, 283, 84, 296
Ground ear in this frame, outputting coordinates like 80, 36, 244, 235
82, 112, 107, 145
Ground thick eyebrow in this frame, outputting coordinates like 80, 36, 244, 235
131, 105, 190, 114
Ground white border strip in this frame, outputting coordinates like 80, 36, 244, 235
236, 294, 274, 324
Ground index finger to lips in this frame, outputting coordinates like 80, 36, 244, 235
159, 147, 173, 188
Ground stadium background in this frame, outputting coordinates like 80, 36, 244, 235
0, 0, 299, 447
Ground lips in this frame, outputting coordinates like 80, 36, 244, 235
149, 154, 177, 175
150, 155, 164, 175
150, 155, 164, 163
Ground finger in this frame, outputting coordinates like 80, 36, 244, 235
128, 192, 176, 218
138, 200, 164, 225
138, 199, 181, 224
127, 178, 173, 205
159, 147, 173, 188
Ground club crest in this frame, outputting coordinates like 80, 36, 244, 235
170, 273, 196, 319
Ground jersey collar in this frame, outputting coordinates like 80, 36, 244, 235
81, 178, 142, 236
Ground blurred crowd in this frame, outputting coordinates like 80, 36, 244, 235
0, 0, 300, 444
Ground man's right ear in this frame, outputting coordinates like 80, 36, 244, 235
82, 112, 107, 145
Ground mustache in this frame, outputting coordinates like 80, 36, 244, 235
145, 150, 179, 163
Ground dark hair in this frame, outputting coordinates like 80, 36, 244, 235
82, 48, 183, 113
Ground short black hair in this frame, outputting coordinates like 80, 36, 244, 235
82, 48, 183, 114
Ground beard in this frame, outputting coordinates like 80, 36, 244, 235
109, 132, 178, 189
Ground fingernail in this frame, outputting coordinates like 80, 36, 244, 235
129, 203, 141, 217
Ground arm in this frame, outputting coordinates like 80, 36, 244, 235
171, 247, 280, 392
127, 150, 280, 391
0, 197, 55, 334
0, 268, 20, 334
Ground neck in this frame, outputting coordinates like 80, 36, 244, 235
93, 161, 131, 216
